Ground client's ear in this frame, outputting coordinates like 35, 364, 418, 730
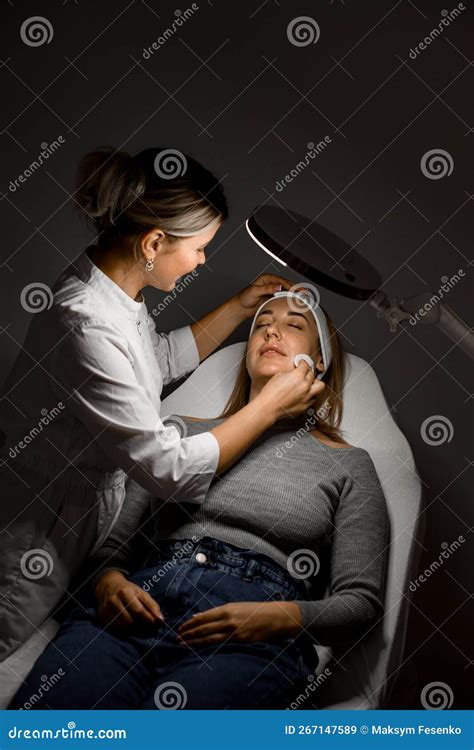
314, 353, 325, 374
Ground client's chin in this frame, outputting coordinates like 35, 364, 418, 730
256, 362, 292, 375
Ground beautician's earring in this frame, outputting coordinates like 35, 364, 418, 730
145, 259, 154, 271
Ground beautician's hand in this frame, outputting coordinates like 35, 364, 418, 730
259, 359, 326, 423
235, 274, 294, 320
177, 601, 303, 646
94, 570, 164, 631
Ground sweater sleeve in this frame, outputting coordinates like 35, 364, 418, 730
85, 479, 153, 591
294, 450, 390, 648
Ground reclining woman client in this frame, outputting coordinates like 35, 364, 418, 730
10, 291, 390, 710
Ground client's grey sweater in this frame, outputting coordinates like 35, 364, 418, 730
89, 416, 390, 648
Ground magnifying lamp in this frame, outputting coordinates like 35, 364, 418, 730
245, 205, 473, 360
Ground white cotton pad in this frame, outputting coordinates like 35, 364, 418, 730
293, 354, 315, 373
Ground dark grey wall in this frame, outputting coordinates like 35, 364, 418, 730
1, 0, 472, 707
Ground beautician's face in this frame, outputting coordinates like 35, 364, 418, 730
149, 223, 221, 291
246, 296, 324, 381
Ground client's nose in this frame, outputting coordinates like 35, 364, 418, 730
265, 324, 281, 338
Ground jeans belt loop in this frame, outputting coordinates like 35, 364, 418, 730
242, 558, 258, 581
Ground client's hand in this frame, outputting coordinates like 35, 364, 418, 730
177, 601, 303, 646
94, 570, 164, 632
260, 359, 326, 423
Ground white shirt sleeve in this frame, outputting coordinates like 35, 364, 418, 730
145, 316, 200, 385
49, 319, 220, 505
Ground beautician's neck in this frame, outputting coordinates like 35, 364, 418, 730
87, 245, 144, 302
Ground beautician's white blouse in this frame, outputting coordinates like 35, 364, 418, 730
0, 248, 220, 615
1, 247, 220, 511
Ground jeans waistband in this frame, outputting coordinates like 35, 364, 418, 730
145, 536, 313, 600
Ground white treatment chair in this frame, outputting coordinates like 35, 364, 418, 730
0, 343, 423, 709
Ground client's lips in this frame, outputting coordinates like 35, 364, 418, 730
260, 344, 286, 357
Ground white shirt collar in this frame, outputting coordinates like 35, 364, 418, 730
75, 246, 145, 320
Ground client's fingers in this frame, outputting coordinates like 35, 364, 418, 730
122, 592, 156, 624
179, 618, 230, 640
140, 591, 165, 621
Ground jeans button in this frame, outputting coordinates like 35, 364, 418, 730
175, 541, 182, 549
195, 552, 207, 564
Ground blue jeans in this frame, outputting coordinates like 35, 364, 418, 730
10, 537, 319, 710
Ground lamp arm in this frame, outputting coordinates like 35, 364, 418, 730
369, 291, 474, 360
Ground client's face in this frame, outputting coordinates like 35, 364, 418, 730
246, 296, 323, 384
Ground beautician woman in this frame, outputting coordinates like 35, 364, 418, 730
0, 146, 324, 660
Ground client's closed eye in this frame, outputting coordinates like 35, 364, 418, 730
255, 321, 302, 330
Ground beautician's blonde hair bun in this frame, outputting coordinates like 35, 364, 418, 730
76, 146, 145, 232
75, 144, 228, 253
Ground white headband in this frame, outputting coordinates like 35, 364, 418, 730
249, 289, 332, 381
